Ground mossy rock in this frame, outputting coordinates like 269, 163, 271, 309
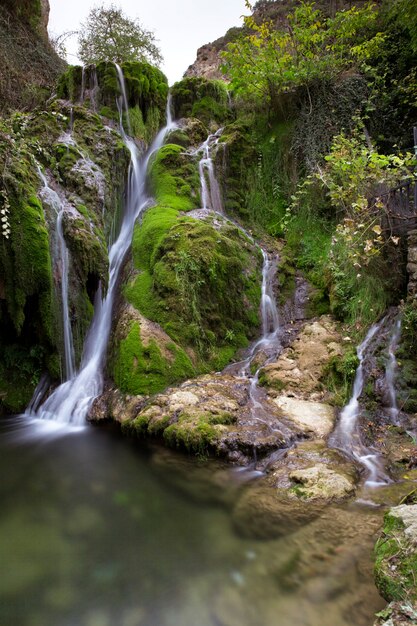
148, 143, 200, 211
374, 504, 417, 603
56, 61, 168, 144
111, 309, 195, 397
171, 77, 230, 126
124, 211, 261, 370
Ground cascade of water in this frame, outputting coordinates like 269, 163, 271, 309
115, 63, 132, 135
195, 130, 224, 214
385, 318, 401, 424
31, 70, 176, 425
194, 129, 286, 443
329, 318, 391, 487
37, 168, 76, 381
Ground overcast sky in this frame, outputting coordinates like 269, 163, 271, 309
48, 0, 247, 85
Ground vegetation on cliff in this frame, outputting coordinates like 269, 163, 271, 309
0, 0, 65, 114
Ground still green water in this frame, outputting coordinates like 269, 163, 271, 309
0, 416, 385, 626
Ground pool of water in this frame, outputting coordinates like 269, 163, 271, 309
0, 416, 385, 626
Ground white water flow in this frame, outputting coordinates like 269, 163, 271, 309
385, 317, 402, 424
330, 319, 391, 487
115, 63, 132, 136
197, 129, 224, 213
195, 132, 286, 438
32, 76, 176, 425
37, 168, 76, 381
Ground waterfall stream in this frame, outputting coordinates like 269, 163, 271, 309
385, 317, 402, 424
329, 319, 391, 487
37, 168, 76, 382
30, 72, 176, 425
194, 131, 289, 443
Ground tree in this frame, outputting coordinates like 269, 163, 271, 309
77, 4, 163, 66
221, 1, 383, 102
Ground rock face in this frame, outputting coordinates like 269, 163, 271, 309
261, 316, 343, 400
407, 229, 417, 296
0, 0, 64, 113
184, 42, 225, 81
272, 397, 335, 438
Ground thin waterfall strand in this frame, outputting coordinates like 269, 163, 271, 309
330, 318, 391, 486
37, 168, 76, 381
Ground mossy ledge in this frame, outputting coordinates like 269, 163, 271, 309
171, 77, 231, 127
56, 61, 169, 144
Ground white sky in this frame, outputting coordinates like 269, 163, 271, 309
48, 0, 247, 85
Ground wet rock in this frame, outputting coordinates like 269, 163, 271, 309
289, 465, 356, 500
262, 315, 343, 400
266, 441, 358, 501
89, 387, 147, 423
273, 397, 335, 438
232, 483, 322, 539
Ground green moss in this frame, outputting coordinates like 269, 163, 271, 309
125, 211, 261, 368
374, 510, 417, 603
112, 321, 195, 396
322, 347, 360, 406
148, 143, 200, 211
163, 411, 230, 455
56, 61, 168, 142
56, 66, 83, 101
171, 77, 230, 125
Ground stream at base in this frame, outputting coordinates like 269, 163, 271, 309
0, 418, 385, 626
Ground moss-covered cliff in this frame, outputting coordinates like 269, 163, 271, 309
0, 61, 169, 413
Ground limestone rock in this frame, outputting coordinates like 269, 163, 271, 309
232, 483, 322, 539
289, 465, 356, 500
273, 397, 335, 438
262, 315, 343, 400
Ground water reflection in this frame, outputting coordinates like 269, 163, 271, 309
0, 419, 384, 626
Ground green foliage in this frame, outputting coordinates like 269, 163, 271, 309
78, 4, 162, 66
221, 1, 383, 102
322, 347, 360, 406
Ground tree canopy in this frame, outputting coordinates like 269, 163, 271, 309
221, 1, 384, 101
77, 4, 163, 66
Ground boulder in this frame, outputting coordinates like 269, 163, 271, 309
273, 397, 335, 438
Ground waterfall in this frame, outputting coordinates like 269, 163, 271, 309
385, 317, 401, 424
194, 130, 287, 442
115, 63, 132, 135
195, 129, 224, 214
30, 72, 176, 425
37, 168, 76, 381
329, 318, 391, 487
